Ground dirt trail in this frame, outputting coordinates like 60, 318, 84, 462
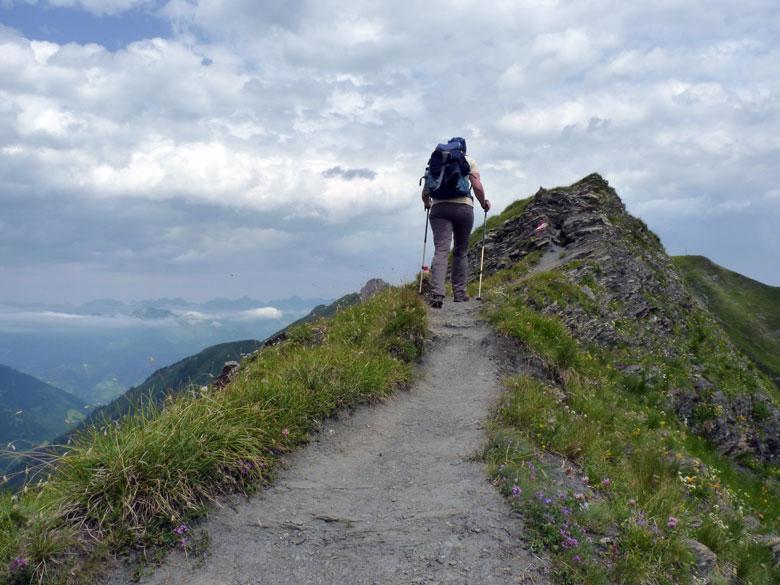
106, 300, 549, 585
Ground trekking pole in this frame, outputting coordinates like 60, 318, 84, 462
476, 209, 488, 300
418, 207, 430, 294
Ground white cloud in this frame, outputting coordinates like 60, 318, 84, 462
240, 307, 282, 320
531, 28, 595, 64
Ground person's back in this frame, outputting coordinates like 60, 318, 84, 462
421, 137, 490, 308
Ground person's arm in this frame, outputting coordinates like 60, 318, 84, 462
421, 184, 431, 209
469, 171, 490, 211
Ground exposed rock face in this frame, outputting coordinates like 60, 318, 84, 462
214, 361, 240, 389
469, 173, 780, 464
359, 278, 390, 301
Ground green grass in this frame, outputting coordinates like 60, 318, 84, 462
481, 267, 780, 584
673, 255, 780, 383
0, 286, 426, 584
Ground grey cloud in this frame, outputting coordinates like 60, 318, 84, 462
321, 166, 377, 180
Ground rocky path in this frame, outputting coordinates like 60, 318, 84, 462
106, 300, 549, 585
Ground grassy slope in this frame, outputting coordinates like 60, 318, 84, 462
463, 182, 780, 585
673, 255, 780, 383
0, 364, 87, 451
0, 286, 425, 584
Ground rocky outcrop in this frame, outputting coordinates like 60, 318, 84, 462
214, 361, 240, 389
359, 278, 390, 301
468, 173, 780, 464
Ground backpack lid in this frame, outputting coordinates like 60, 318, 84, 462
448, 137, 466, 153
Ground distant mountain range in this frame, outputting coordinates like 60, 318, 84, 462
0, 294, 330, 405
0, 295, 330, 317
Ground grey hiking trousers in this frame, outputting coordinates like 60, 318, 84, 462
429, 202, 475, 299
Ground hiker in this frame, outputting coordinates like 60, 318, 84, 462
421, 137, 490, 308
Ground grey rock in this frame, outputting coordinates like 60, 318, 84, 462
359, 278, 390, 302
686, 539, 717, 576
758, 535, 780, 567
214, 361, 240, 389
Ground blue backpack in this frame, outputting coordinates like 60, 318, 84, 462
420, 138, 472, 199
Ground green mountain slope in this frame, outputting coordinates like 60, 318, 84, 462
0, 364, 88, 452
673, 255, 780, 385
81, 339, 262, 425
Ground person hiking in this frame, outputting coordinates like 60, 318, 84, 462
421, 137, 490, 308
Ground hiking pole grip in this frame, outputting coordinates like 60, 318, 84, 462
418, 207, 430, 294
477, 208, 487, 300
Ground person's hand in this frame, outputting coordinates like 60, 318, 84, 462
481, 199, 491, 212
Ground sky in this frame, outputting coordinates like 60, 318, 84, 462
0, 0, 778, 305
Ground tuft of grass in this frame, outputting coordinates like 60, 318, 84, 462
0, 286, 426, 583
487, 291, 579, 371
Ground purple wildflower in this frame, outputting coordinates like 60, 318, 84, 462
562, 536, 579, 549
544, 497, 553, 505
573, 554, 582, 563
173, 523, 189, 536
511, 485, 522, 497
601, 478, 611, 488
562, 507, 572, 516
8, 557, 28, 572
667, 516, 678, 529
179, 537, 189, 548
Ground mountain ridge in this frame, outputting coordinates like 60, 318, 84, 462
468, 173, 779, 464
673, 254, 780, 386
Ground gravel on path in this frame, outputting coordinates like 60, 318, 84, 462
104, 299, 550, 585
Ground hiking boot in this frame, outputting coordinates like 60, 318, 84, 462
454, 295, 470, 302
429, 295, 444, 309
